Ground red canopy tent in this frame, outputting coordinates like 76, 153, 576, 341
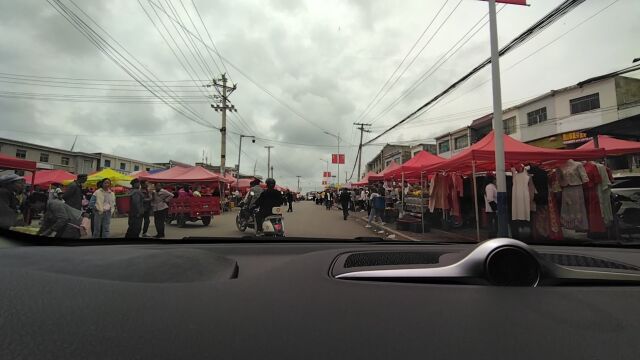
142, 166, 228, 183
352, 171, 377, 187
0, 153, 37, 172
423, 130, 606, 174
368, 160, 401, 182
577, 135, 640, 156
25, 169, 76, 187
385, 151, 445, 180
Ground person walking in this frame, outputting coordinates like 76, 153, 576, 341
151, 182, 174, 238
125, 179, 144, 238
62, 174, 87, 210
286, 190, 294, 212
339, 188, 351, 220
140, 180, 152, 237
93, 178, 116, 238
484, 174, 498, 239
324, 190, 333, 210
366, 187, 385, 227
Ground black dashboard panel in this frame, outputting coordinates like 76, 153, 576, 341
1, 240, 640, 359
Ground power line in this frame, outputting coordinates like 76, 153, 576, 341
364, 0, 587, 145
190, 0, 229, 80
354, 0, 450, 123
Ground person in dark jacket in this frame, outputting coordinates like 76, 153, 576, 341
286, 190, 294, 212
339, 188, 351, 220
0, 174, 25, 229
38, 199, 83, 238
140, 180, 152, 237
62, 174, 87, 210
254, 178, 283, 235
125, 179, 144, 238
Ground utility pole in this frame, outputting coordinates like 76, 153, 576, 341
296, 175, 301, 192
353, 122, 371, 180
265, 146, 274, 178
323, 131, 342, 184
270, 166, 274, 179
238, 134, 255, 177
207, 73, 237, 177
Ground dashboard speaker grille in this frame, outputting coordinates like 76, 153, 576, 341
540, 253, 639, 271
343, 252, 443, 268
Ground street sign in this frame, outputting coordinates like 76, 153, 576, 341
331, 154, 345, 164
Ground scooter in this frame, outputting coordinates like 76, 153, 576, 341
236, 204, 285, 236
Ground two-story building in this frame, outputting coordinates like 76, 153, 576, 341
94, 153, 165, 174
410, 143, 437, 157
0, 137, 99, 174
365, 144, 412, 175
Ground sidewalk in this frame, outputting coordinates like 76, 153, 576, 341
351, 212, 479, 243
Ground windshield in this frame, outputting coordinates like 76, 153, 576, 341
1, 0, 639, 244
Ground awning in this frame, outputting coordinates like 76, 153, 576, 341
352, 171, 378, 187
25, 169, 76, 187
142, 166, 227, 183
385, 151, 446, 180
577, 135, 640, 156
0, 153, 37, 172
368, 160, 401, 181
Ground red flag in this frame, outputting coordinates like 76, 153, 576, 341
481, 0, 527, 5
338, 154, 345, 164
331, 154, 338, 164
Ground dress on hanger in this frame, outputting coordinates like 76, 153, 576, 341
559, 160, 589, 231
511, 167, 533, 221
594, 163, 613, 225
583, 162, 606, 233
429, 173, 450, 212
547, 169, 563, 240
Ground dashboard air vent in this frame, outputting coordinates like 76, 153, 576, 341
343, 251, 443, 268
539, 253, 639, 271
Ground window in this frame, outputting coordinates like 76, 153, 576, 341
438, 140, 450, 154
104, 159, 111, 168
15, 149, 26, 159
527, 107, 547, 126
39, 153, 49, 162
454, 135, 468, 150
570, 93, 600, 114
61, 157, 70, 166
134, 165, 140, 171
503, 117, 516, 135
120, 162, 126, 171
146, 167, 150, 171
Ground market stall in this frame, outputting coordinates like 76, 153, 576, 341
577, 135, 640, 156
418, 131, 607, 241
25, 169, 76, 188
351, 171, 377, 187
0, 152, 37, 185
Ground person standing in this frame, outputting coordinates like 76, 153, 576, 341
152, 182, 174, 239
339, 188, 351, 220
484, 174, 498, 239
62, 174, 87, 210
286, 190, 294, 212
0, 174, 25, 229
93, 178, 116, 238
140, 180, 152, 237
125, 179, 144, 238
324, 190, 333, 210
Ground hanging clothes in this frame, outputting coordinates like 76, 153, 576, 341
594, 163, 614, 226
511, 167, 534, 221
531, 205, 549, 241
547, 169, 563, 241
583, 162, 606, 233
529, 165, 549, 207
429, 173, 450, 212
559, 160, 589, 231
449, 173, 463, 218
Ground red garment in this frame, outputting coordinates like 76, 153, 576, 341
583, 162, 606, 233
547, 170, 563, 241
429, 173, 450, 212
450, 174, 463, 217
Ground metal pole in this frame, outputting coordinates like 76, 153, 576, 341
238, 135, 243, 176
472, 160, 480, 242
421, 171, 425, 233
401, 172, 405, 216
220, 74, 227, 177
265, 146, 273, 178
488, 0, 508, 237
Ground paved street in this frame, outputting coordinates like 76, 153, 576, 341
108, 200, 375, 239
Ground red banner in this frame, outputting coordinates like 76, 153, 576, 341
323, 171, 331, 177
331, 154, 345, 164
480, 0, 526, 5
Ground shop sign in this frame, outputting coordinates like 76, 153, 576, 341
562, 131, 590, 145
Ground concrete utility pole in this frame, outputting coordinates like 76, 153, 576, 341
323, 131, 341, 184
265, 146, 274, 178
296, 175, 301, 192
353, 122, 371, 180
238, 135, 255, 176
488, 0, 508, 237
207, 73, 237, 177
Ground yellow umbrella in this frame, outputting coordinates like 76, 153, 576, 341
63, 168, 133, 187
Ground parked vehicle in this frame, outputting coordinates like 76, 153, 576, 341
166, 196, 220, 227
612, 175, 640, 239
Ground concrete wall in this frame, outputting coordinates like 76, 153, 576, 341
0, 142, 97, 173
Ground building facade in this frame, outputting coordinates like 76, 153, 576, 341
94, 153, 165, 174
365, 144, 412, 175
0, 137, 99, 174
410, 143, 437, 157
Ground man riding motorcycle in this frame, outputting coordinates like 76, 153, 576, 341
239, 179, 263, 223
254, 178, 283, 235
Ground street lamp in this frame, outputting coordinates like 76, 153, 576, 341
237, 135, 255, 176
323, 131, 341, 184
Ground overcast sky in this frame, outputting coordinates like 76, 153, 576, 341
0, 0, 638, 190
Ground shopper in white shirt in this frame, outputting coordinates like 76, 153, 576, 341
484, 174, 498, 239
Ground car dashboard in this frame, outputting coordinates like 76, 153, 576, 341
1, 236, 640, 359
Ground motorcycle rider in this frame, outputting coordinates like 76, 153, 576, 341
241, 179, 263, 222
254, 178, 283, 235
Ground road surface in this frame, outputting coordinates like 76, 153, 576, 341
108, 200, 375, 239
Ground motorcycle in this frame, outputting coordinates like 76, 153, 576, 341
236, 203, 285, 237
